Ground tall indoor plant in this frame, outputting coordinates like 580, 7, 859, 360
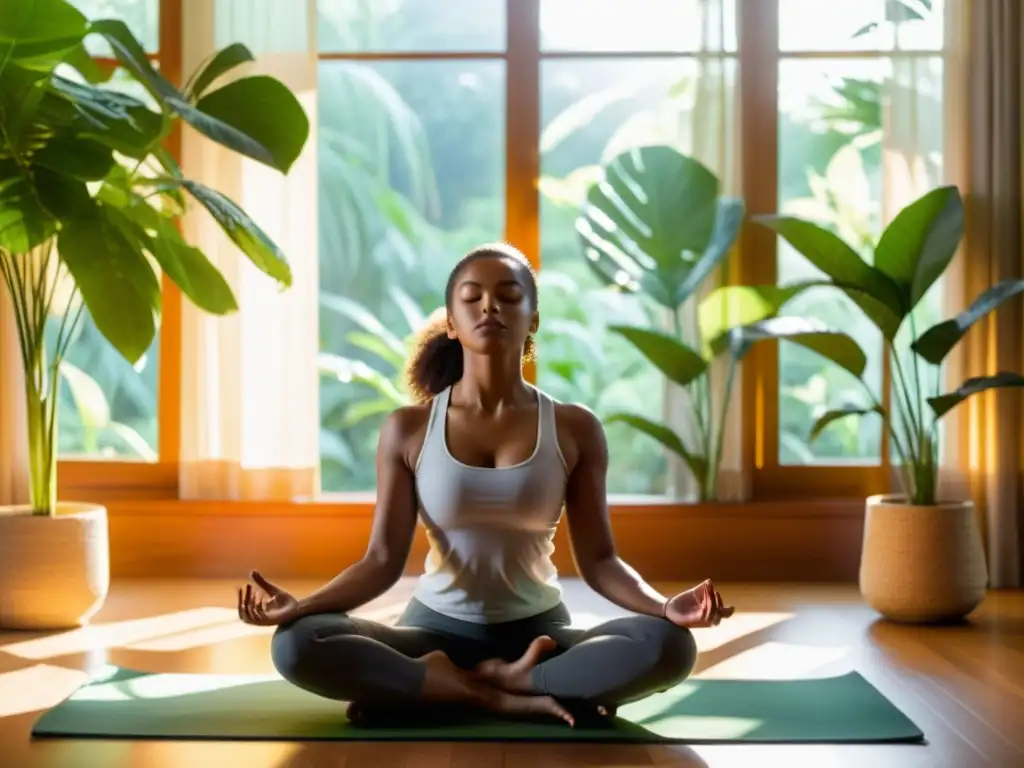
755, 185, 1021, 622
0, 1, 309, 628
577, 145, 866, 500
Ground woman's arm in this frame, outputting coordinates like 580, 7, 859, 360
559, 404, 670, 618
293, 407, 423, 618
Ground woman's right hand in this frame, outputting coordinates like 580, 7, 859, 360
238, 570, 300, 626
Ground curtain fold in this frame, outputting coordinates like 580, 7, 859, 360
177, 0, 320, 501
664, 0, 745, 501
940, 0, 1023, 588
0, 287, 28, 506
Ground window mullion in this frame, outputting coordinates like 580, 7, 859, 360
505, 0, 540, 383
739, 0, 780, 481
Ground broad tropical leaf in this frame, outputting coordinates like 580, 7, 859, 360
87, 19, 179, 102
0, 167, 57, 252
58, 203, 159, 363
605, 412, 707, 483
913, 279, 1024, 365
33, 136, 115, 181
698, 281, 822, 352
192, 76, 310, 173
928, 372, 1024, 420
577, 146, 738, 310
874, 184, 964, 309
183, 180, 292, 286
0, 0, 88, 67
50, 76, 165, 158
809, 404, 884, 441
188, 43, 255, 100
608, 325, 708, 388
712, 316, 868, 379
752, 214, 904, 339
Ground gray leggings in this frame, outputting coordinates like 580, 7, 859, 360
271, 598, 697, 708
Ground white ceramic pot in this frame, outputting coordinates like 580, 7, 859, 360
859, 494, 988, 623
0, 502, 110, 630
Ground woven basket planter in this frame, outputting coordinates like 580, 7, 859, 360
859, 494, 988, 623
0, 502, 110, 630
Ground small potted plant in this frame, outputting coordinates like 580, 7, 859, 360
755, 185, 1022, 623
0, 2, 309, 629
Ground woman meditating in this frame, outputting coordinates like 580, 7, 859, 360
237, 243, 734, 727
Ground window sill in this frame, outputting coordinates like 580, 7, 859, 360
88, 495, 866, 519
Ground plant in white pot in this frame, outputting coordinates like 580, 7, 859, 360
755, 185, 1023, 623
0, 2, 309, 629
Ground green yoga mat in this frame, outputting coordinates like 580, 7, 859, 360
32, 665, 923, 744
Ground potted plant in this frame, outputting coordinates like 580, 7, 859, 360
577, 145, 866, 500
0, 2, 310, 629
755, 185, 1022, 623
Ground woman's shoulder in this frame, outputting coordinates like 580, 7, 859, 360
544, 393, 604, 440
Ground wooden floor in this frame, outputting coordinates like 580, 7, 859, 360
1, 579, 1022, 768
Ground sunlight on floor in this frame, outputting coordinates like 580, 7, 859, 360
123, 621, 270, 652
70, 668, 280, 702
0, 608, 237, 661
692, 612, 794, 653
697, 641, 852, 679
0, 664, 91, 717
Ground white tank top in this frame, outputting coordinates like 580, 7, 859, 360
412, 384, 568, 624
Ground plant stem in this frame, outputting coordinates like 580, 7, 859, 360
707, 354, 737, 501
0, 243, 71, 516
672, 307, 710, 499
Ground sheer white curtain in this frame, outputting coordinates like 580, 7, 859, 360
663, 0, 744, 501
940, 0, 1023, 587
178, 0, 320, 500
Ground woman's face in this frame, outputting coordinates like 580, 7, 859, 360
447, 256, 538, 357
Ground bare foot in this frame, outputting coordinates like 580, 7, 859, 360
664, 578, 736, 628
419, 649, 574, 726
473, 635, 557, 693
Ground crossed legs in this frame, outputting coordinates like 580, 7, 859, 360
271, 609, 696, 722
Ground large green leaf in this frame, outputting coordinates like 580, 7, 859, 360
752, 215, 904, 339
608, 325, 708, 388
698, 281, 820, 352
605, 412, 707, 483
57, 203, 159, 363
874, 185, 964, 309
673, 197, 746, 305
0, 0, 88, 66
63, 43, 118, 84
49, 76, 165, 158
183, 180, 292, 286
912, 279, 1024, 365
809, 404, 884, 441
577, 146, 726, 310
187, 43, 255, 100
87, 19, 179, 102
0, 164, 56, 252
33, 136, 115, 181
928, 372, 1024, 420
712, 316, 868, 379
104, 202, 237, 315
193, 76, 309, 173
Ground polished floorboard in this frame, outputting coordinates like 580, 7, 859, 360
1, 578, 1022, 768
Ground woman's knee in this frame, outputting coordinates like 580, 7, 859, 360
630, 616, 698, 685
270, 614, 359, 682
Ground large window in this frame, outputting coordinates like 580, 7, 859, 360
52, 1, 949, 503
61, 0, 163, 461
774, 0, 946, 472
315, 0, 949, 500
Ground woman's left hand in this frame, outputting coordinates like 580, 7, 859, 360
663, 579, 734, 628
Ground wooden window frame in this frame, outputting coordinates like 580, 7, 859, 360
62, 0, 946, 509
58, 0, 182, 501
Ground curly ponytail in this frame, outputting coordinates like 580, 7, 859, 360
405, 308, 463, 404
404, 243, 539, 404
